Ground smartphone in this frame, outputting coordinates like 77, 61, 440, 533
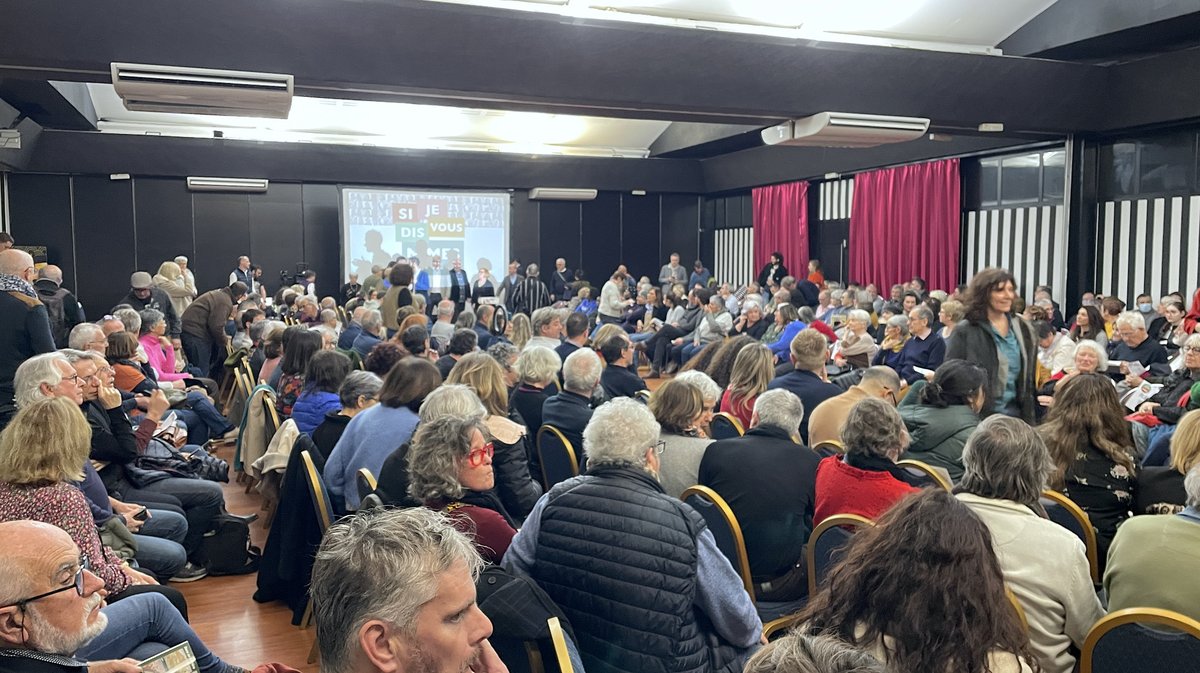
133, 507, 149, 521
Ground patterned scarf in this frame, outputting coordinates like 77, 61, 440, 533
0, 273, 36, 298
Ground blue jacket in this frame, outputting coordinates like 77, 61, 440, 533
352, 331, 381, 360
897, 332, 946, 384
291, 390, 342, 435
768, 320, 807, 360
325, 404, 420, 510
338, 322, 363, 350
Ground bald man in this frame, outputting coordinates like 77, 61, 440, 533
0, 249, 55, 428
0, 521, 246, 672
34, 265, 84, 348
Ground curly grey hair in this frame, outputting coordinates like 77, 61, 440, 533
745, 633, 888, 673
418, 383, 486, 423
113, 307, 141, 334
959, 415, 1055, 508
673, 370, 721, 405
338, 371, 382, 409
842, 397, 909, 460
138, 308, 165, 335
311, 508, 483, 673
517, 346, 561, 385
583, 398, 661, 470
407, 415, 491, 503
1072, 339, 1109, 371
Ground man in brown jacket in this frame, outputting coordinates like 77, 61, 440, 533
181, 281, 247, 376
806, 366, 901, 449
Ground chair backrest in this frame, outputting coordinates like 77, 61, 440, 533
536, 425, 579, 490
709, 412, 745, 440
1005, 586, 1028, 634
896, 458, 953, 491
359, 493, 384, 510
300, 450, 334, 534
1080, 607, 1200, 673
263, 391, 282, 438
356, 467, 378, 504
634, 390, 651, 404
679, 485, 754, 600
805, 514, 875, 597
1040, 490, 1100, 583
812, 439, 845, 458
547, 616, 574, 673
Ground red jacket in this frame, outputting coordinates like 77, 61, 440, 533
814, 455, 919, 525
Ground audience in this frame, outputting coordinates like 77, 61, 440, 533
956, 415, 1104, 673
117, 272, 182, 343
541, 348, 602, 455
869, 314, 908, 371
274, 329, 323, 418
362, 340, 404, 378
808, 366, 901, 450
718, 342, 774, 430
310, 371, 381, 463
526, 307, 564, 351
801, 489, 1037, 673
1110, 310, 1170, 380
508, 346, 561, 437
767, 329, 841, 444
351, 308, 384, 360
506, 398, 762, 673
1135, 409, 1200, 514
895, 305, 945, 383
832, 309, 878, 370
33, 265, 84, 348
647, 379, 713, 498
1130, 332, 1200, 461
290, 350, 353, 435
700, 389, 818, 601
598, 332, 647, 399
436, 329, 478, 380
746, 633, 887, 673
897, 359, 987, 481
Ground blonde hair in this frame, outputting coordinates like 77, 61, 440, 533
509, 313, 532, 351
647, 379, 705, 434
591, 323, 625, 349
1171, 410, 1200, 475
156, 260, 181, 281
0, 397, 92, 484
940, 299, 965, 323
726, 343, 774, 417
445, 352, 509, 417
398, 313, 427, 336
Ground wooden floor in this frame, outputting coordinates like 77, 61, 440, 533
178, 368, 671, 671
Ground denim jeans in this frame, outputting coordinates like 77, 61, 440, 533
181, 332, 215, 378
173, 408, 210, 445
77, 592, 237, 673
124, 477, 223, 558
133, 508, 188, 580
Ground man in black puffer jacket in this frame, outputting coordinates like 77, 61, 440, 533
505, 398, 762, 673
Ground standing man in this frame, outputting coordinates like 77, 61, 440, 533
427, 255, 448, 313
550, 258, 572, 303
174, 255, 197, 297
340, 273, 362, 304
116, 272, 180, 343
689, 260, 711, 289
360, 265, 383, 299
513, 264, 551, 316
181, 282, 248, 377
448, 256, 472, 316
658, 252, 687, 293
0, 233, 13, 250
228, 256, 254, 293
597, 271, 633, 325
498, 259, 523, 313
33, 265, 84, 348
0, 249, 54, 428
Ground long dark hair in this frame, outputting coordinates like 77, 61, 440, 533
1069, 305, 1104, 342
1039, 373, 1136, 488
280, 329, 323, 376
303, 350, 352, 394
800, 489, 1038, 673
703, 335, 754, 389
918, 359, 987, 409
962, 268, 1016, 324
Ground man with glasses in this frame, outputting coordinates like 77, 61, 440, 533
896, 305, 946, 384
507, 399, 762, 673
0, 249, 56, 429
0, 520, 246, 672
1110, 310, 1171, 381
598, 333, 647, 400
803, 366, 902, 451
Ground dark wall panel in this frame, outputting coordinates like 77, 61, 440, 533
134, 178, 193, 276
192, 193, 248, 293
537, 202, 581, 280
7, 173, 74, 286
620, 194, 661, 280
580, 192, 622, 279
248, 183, 304, 296
661, 194, 701, 265
510, 190, 539, 270
73, 176, 134, 311
302, 184, 341, 299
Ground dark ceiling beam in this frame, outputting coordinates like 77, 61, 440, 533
0, 79, 95, 131
0, 0, 1106, 131
1105, 46, 1200, 131
701, 135, 1046, 194
24, 130, 706, 193
649, 122, 765, 158
999, 0, 1200, 59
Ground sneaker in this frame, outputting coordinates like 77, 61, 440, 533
170, 562, 208, 583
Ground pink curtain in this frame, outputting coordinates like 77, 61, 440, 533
752, 181, 809, 277
849, 158, 960, 292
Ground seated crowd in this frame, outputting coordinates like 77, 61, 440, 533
0, 242, 1199, 673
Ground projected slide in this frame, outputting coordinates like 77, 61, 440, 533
341, 187, 510, 281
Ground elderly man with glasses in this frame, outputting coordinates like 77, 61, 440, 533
0, 249, 56, 430
0, 520, 245, 672
506, 398, 762, 673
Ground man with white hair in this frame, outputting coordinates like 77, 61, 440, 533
430, 299, 456, 347
337, 306, 367, 350
699, 389, 820, 601
542, 348, 602, 452
352, 309, 384, 360
676, 294, 732, 364
174, 255, 196, 293
0, 248, 55, 428
506, 398, 762, 673
1110, 310, 1170, 380
67, 323, 109, 354
526, 307, 563, 351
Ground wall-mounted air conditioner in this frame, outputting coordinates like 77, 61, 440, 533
761, 112, 930, 148
529, 187, 598, 201
186, 176, 269, 193
112, 63, 294, 118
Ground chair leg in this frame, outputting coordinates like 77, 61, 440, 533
307, 634, 320, 664
299, 600, 313, 629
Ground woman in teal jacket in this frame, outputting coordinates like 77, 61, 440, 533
898, 359, 988, 482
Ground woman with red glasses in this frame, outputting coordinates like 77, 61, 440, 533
406, 414, 516, 564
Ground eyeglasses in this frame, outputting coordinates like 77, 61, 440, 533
653, 440, 666, 455
467, 442, 495, 467
62, 374, 81, 385
0, 557, 89, 609
1185, 346, 1200, 355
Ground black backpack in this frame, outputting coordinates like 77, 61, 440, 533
195, 514, 262, 575
37, 286, 70, 348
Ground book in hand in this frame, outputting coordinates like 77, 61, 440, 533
139, 642, 199, 673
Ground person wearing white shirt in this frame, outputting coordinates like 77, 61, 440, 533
1036, 321, 1076, 377
598, 271, 632, 325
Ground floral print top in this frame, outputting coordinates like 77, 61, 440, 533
1060, 441, 1136, 562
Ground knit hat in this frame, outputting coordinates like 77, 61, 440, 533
130, 271, 153, 289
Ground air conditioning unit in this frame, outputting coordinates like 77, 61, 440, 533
111, 63, 294, 118
528, 187, 598, 201
761, 112, 930, 148
186, 176, 269, 193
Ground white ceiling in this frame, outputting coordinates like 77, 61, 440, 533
87, 83, 671, 158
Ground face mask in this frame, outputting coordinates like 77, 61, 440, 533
1138, 303, 1154, 313
1082, 300, 1096, 307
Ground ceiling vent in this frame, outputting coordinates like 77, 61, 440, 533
761, 112, 930, 148
186, 176, 269, 193
111, 63, 294, 118
529, 187, 598, 201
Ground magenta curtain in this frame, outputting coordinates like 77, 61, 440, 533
752, 181, 809, 277
849, 158, 960, 292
